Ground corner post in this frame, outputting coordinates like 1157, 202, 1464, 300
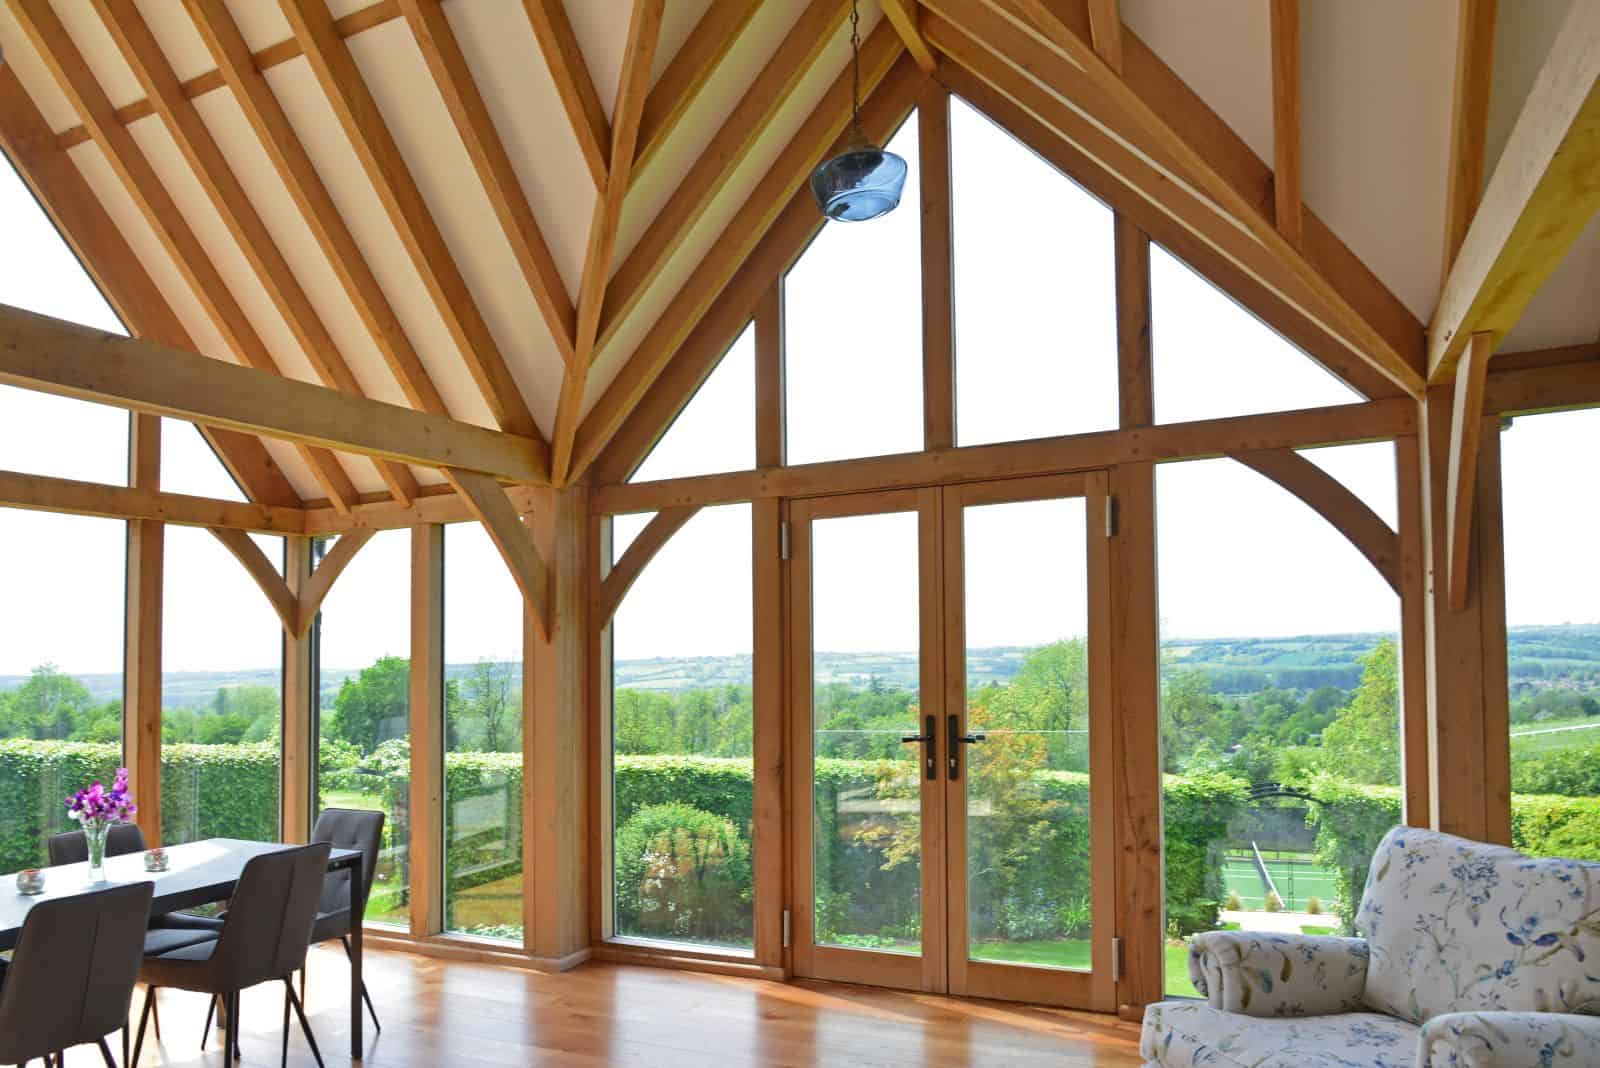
281, 536, 316, 843
409, 523, 445, 935
124, 412, 163, 845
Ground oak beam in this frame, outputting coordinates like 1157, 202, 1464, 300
1441, 0, 1497, 280
292, 529, 376, 639
0, 468, 306, 534
754, 282, 785, 470
522, 0, 610, 189
1446, 333, 1493, 609
552, 0, 666, 484
920, 86, 956, 450
596, 0, 850, 355
1114, 215, 1153, 428
1269, 0, 1301, 246
209, 527, 298, 635
635, 2, 760, 177
123, 413, 163, 846
1086, 0, 1122, 72
0, 304, 550, 482
281, 0, 543, 441
1229, 447, 1400, 592
282, 537, 315, 843
183, 0, 453, 420
409, 522, 445, 936
593, 397, 1417, 513
595, 506, 700, 628
1428, 0, 1600, 380
400, 0, 576, 367
882, 0, 938, 74
444, 468, 552, 638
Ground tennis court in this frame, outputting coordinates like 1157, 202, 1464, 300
1220, 849, 1340, 911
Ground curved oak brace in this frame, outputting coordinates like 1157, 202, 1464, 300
1228, 447, 1400, 593
444, 468, 552, 639
596, 505, 700, 629
209, 527, 297, 634
294, 529, 376, 638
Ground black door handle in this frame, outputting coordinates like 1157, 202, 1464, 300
900, 714, 937, 779
947, 714, 985, 780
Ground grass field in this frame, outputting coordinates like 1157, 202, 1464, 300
1219, 853, 1339, 912
1509, 716, 1600, 755
969, 940, 1196, 997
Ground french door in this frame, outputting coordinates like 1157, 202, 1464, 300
788, 474, 1118, 1010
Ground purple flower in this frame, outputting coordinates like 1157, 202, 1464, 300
65, 768, 137, 824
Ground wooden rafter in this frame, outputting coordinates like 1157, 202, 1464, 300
596, 0, 849, 356
1085, 0, 1122, 72
947, 0, 1425, 396
8, 0, 358, 511
570, 31, 911, 486
302, 484, 543, 536
882, 0, 938, 74
209, 526, 375, 638
1441, 0, 1497, 282
635, 2, 760, 177
444, 468, 551, 638
1269, 0, 1301, 246
52, 0, 405, 151
0, 469, 305, 534
550, 0, 666, 484
182, 0, 451, 421
93, 0, 418, 510
928, 18, 1403, 401
596, 506, 700, 628
399, 0, 576, 367
0, 304, 550, 483
0, 66, 298, 507
1428, 0, 1600, 381
522, 0, 610, 189
281, 0, 544, 442
1228, 447, 1400, 592
1446, 332, 1493, 609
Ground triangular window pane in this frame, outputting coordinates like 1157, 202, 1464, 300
162, 418, 247, 501
1152, 244, 1359, 424
785, 113, 923, 465
952, 97, 1117, 445
629, 324, 754, 483
0, 157, 127, 482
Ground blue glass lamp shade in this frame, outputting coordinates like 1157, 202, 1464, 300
810, 143, 908, 222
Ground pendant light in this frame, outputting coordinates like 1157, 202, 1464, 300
809, 0, 908, 222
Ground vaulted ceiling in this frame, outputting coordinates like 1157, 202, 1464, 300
0, 1, 1593, 510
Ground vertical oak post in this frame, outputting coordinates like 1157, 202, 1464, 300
409, 523, 444, 935
1394, 437, 1433, 823
281, 536, 316, 843
755, 280, 785, 469
752, 498, 786, 968
524, 487, 590, 967
920, 84, 956, 450
124, 412, 163, 845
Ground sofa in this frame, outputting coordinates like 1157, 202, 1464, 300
1140, 826, 1600, 1067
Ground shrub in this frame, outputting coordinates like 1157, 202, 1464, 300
614, 802, 751, 944
1305, 896, 1323, 915
1264, 890, 1285, 912
1223, 889, 1243, 911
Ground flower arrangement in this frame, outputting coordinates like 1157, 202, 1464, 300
65, 768, 136, 879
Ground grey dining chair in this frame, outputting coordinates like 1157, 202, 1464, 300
132, 842, 332, 1068
0, 881, 153, 1068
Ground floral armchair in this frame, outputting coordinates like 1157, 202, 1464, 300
1140, 827, 1600, 1067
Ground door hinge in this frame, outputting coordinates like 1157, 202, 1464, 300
782, 909, 792, 948
779, 521, 792, 560
1111, 936, 1124, 982
1105, 496, 1119, 537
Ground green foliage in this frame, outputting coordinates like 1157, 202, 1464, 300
1512, 742, 1600, 796
614, 803, 752, 943
326, 656, 409, 755
1319, 641, 1400, 786
1304, 773, 1402, 933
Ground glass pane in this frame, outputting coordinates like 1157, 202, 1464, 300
810, 511, 922, 954
1152, 244, 1358, 425
611, 505, 754, 950
1502, 410, 1600, 862
0, 512, 125, 871
443, 523, 526, 941
630, 325, 755, 483
1156, 456, 1400, 997
317, 529, 410, 927
951, 98, 1117, 445
963, 498, 1093, 969
785, 116, 923, 465
161, 418, 246, 502
162, 526, 283, 846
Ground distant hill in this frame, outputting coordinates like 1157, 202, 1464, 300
6, 623, 1598, 706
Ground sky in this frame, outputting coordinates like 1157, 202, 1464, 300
0, 98, 1595, 679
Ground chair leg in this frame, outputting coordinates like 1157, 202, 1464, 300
122, 1023, 128, 1068
285, 980, 325, 1068
149, 988, 160, 1041
130, 985, 155, 1067
341, 935, 381, 1032
201, 994, 216, 1049
282, 978, 292, 1068
95, 1037, 115, 1068
231, 990, 243, 1062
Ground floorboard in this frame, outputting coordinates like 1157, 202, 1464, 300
109, 943, 1144, 1066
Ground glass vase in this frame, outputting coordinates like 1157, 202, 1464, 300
85, 819, 110, 882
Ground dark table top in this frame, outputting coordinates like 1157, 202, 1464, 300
0, 837, 359, 948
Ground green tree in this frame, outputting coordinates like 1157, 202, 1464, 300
1161, 668, 1223, 773
3, 664, 93, 739
326, 656, 409, 755
1320, 639, 1399, 785
463, 660, 515, 752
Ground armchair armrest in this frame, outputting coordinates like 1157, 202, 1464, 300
1187, 930, 1369, 1017
1418, 1012, 1600, 1067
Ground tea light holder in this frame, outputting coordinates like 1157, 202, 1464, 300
15, 869, 45, 895
143, 848, 169, 873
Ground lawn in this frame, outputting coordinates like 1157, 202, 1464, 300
968, 939, 1197, 998
1509, 717, 1600, 756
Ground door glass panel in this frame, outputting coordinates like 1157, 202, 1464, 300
963, 498, 1093, 970
810, 511, 923, 955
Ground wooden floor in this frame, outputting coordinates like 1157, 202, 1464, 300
110, 943, 1145, 1066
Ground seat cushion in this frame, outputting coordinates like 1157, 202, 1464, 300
149, 911, 225, 933
1355, 826, 1600, 1023
142, 927, 218, 957
1140, 1001, 1418, 1068
310, 907, 352, 945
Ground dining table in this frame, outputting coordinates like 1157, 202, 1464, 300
1, 836, 368, 1059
